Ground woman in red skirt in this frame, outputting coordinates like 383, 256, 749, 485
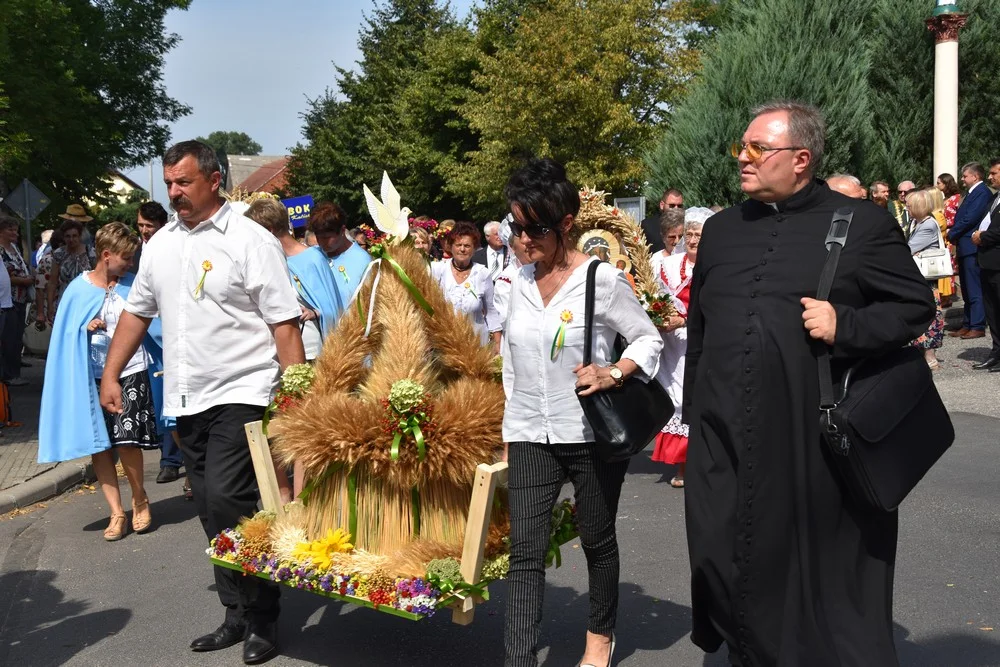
650, 208, 712, 487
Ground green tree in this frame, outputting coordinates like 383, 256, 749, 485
447, 0, 707, 219
94, 188, 149, 228
644, 0, 872, 207
645, 0, 1000, 205
0, 0, 190, 203
287, 0, 456, 219
195, 130, 263, 156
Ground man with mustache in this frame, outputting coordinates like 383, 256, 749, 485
683, 101, 933, 666
100, 140, 304, 664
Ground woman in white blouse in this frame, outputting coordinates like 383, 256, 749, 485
431, 221, 502, 347
500, 158, 662, 667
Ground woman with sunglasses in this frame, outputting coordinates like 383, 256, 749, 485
430, 221, 502, 347
500, 158, 662, 667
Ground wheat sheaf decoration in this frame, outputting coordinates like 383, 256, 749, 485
575, 188, 660, 299
268, 174, 504, 557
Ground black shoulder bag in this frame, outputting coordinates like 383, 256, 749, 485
577, 260, 674, 462
817, 207, 954, 512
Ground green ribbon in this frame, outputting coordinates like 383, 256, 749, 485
347, 469, 358, 541
428, 575, 491, 603
364, 244, 435, 317
411, 486, 421, 536
390, 416, 426, 462
297, 463, 343, 506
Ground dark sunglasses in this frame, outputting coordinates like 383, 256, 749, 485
896, 189, 914, 196
510, 221, 553, 239
664, 203, 683, 209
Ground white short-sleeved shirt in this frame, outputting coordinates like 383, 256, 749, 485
431, 259, 502, 345
124, 202, 301, 416
501, 258, 662, 444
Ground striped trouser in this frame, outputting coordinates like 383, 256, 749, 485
504, 441, 629, 667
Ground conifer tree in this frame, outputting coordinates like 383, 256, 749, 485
644, 0, 873, 206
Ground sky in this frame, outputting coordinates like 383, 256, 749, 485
125, 0, 478, 201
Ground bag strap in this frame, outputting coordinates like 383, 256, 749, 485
582, 260, 600, 366
817, 207, 854, 409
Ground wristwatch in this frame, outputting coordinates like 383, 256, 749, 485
608, 364, 625, 389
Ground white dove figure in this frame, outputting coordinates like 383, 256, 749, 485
363, 171, 411, 243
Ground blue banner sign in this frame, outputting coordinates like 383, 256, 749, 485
282, 195, 314, 229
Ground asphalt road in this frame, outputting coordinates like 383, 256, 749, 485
1, 404, 998, 667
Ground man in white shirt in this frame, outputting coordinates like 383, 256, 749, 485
100, 140, 304, 664
472, 220, 508, 281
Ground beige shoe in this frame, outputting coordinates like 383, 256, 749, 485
104, 514, 128, 541
132, 498, 152, 533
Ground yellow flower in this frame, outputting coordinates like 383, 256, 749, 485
463, 282, 471, 289
290, 528, 354, 572
560, 310, 573, 323
201, 260, 213, 272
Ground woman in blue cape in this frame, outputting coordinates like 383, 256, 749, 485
245, 199, 341, 360
38, 223, 160, 541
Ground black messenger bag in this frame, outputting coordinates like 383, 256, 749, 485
576, 260, 673, 462
816, 208, 955, 512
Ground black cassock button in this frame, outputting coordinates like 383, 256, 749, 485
744, 387, 752, 393
745, 406, 752, 413
750, 292, 758, 299
744, 347, 751, 354
771, 231, 778, 237
754, 275, 762, 281
745, 368, 751, 374
760, 259, 767, 266
748, 462, 754, 470
745, 327, 752, 334
768, 246, 774, 252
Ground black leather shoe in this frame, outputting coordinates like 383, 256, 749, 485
973, 357, 1000, 370
989, 365, 1000, 373
190, 622, 247, 652
156, 466, 180, 483
243, 619, 278, 665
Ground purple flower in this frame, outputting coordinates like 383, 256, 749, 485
276, 567, 292, 582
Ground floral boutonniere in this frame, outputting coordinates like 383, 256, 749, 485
463, 281, 478, 299
193, 260, 213, 298
337, 265, 350, 283
550, 310, 573, 360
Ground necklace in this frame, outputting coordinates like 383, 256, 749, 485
680, 257, 690, 282
452, 260, 472, 273
537, 263, 572, 304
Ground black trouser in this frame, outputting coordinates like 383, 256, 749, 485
504, 441, 629, 667
0, 301, 26, 381
177, 403, 280, 624
980, 267, 1000, 357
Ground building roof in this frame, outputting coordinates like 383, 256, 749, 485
226, 154, 289, 193
237, 157, 290, 194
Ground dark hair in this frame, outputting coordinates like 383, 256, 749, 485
991, 159, 1000, 169
48, 228, 65, 252
138, 201, 169, 226
448, 220, 481, 247
962, 162, 986, 181
308, 201, 348, 235
870, 180, 889, 190
58, 219, 84, 236
659, 208, 685, 238
504, 157, 580, 235
0, 213, 19, 232
660, 188, 683, 201
163, 140, 221, 179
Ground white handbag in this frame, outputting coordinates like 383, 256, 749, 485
913, 228, 952, 280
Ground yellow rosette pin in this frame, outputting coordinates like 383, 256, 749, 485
550, 310, 573, 360
193, 260, 213, 298
463, 281, 478, 299
337, 265, 350, 283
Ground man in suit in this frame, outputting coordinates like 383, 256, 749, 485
641, 188, 684, 253
472, 220, 508, 281
971, 159, 1000, 368
948, 162, 992, 339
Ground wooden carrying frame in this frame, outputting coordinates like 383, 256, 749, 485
241, 421, 508, 624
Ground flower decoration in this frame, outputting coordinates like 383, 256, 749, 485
463, 281, 479, 299
193, 260, 213, 298
550, 310, 574, 361
381, 379, 436, 462
337, 265, 350, 283
264, 363, 317, 431
291, 528, 354, 572
639, 292, 674, 328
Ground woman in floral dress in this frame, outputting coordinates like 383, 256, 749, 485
39, 220, 95, 324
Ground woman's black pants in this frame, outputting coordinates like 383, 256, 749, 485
504, 441, 629, 667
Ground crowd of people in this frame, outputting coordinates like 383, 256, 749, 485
8, 97, 996, 666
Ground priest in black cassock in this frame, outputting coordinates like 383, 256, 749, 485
683, 101, 934, 667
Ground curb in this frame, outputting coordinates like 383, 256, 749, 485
0, 458, 95, 515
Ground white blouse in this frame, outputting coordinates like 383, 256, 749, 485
501, 258, 662, 444
431, 259, 502, 345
